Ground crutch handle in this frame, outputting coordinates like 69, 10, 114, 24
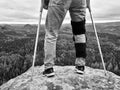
40, 0, 44, 12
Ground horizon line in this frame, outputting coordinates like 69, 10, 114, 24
0, 20, 120, 25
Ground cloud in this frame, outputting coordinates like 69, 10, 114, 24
0, 0, 40, 23
90, 0, 120, 20
0, 0, 120, 23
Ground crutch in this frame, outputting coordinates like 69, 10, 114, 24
88, 9, 107, 76
31, 0, 43, 80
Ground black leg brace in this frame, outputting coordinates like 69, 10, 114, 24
71, 19, 86, 35
71, 19, 86, 58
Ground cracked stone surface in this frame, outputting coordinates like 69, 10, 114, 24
0, 66, 120, 90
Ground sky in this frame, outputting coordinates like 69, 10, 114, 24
0, 0, 120, 24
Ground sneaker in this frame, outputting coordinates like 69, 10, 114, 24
43, 68, 55, 77
75, 66, 85, 74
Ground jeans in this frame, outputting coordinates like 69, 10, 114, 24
44, 0, 87, 70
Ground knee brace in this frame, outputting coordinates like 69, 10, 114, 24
71, 20, 87, 58
71, 19, 86, 35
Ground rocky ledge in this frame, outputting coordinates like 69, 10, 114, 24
0, 66, 120, 90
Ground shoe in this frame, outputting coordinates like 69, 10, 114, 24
43, 68, 55, 77
75, 66, 85, 74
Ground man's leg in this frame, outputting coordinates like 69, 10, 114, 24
70, 0, 86, 74
43, 5, 66, 76
71, 20, 86, 74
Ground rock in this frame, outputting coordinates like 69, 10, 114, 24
0, 66, 120, 90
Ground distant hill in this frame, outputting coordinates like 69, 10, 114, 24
24, 24, 34, 29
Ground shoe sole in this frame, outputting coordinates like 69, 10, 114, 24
75, 69, 84, 74
46, 72, 55, 77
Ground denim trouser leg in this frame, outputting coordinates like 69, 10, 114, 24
44, 6, 66, 70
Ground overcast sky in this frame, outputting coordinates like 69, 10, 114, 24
0, 0, 120, 24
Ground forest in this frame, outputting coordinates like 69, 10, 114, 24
0, 22, 120, 85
